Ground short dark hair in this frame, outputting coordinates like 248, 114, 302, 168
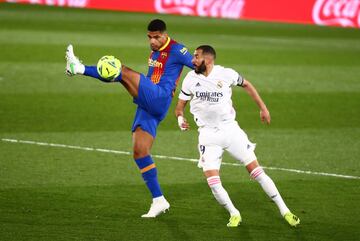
147, 19, 167, 32
196, 45, 216, 59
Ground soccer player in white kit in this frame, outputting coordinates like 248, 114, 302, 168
175, 45, 300, 228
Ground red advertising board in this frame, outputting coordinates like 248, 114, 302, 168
4, 0, 360, 28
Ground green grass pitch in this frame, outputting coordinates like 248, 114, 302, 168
0, 3, 359, 241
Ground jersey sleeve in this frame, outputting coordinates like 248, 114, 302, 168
178, 73, 193, 101
173, 44, 194, 69
226, 68, 244, 86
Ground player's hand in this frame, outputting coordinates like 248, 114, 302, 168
177, 116, 190, 131
260, 107, 271, 124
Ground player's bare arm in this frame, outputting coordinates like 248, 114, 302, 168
241, 79, 271, 124
175, 99, 190, 130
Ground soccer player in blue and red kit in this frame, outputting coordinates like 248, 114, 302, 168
65, 19, 193, 217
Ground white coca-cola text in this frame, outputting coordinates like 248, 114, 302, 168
155, 0, 245, 19
312, 0, 360, 27
6, 0, 87, 7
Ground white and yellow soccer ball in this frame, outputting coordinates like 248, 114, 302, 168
96, 55, 122, 81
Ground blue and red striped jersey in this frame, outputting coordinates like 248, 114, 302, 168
147, 37, 193, 93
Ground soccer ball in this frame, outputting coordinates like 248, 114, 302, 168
96, 55, 122, 81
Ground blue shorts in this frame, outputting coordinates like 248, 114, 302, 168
131, 74, 172, 138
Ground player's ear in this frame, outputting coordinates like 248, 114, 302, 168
209, 55, 215, 64
204, 55, 212, 64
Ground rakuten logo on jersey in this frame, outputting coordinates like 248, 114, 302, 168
312, 0, 360, 28
155, 0, 245, 19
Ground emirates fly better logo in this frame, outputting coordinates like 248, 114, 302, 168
155, 0, 245, 19
312, 0, 360, 27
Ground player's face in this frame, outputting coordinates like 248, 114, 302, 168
192, 50, 206, 74
147, 31, 168, 51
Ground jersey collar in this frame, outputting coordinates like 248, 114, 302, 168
159, 37, 171, 51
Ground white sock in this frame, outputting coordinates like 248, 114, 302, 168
77, 64, 85, 74
153, 195, 166, 203
250, 167, 290, 216
207, 176, 240, 216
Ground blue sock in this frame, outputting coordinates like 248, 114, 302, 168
135, 155, 163, 198
84, 66, 122, 83
114, 72, 122, 82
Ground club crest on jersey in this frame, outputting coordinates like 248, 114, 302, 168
217, 81, 223, 88
161, 52, 168, 58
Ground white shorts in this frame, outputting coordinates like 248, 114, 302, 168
197, 121, 257, 171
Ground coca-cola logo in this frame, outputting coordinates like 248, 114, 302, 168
312, 0, 360, 27
155, 0, 245, 19
6, 0, 87, 7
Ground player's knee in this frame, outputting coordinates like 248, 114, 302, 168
133, 144, 150, 159
133, 128, 153, 158
133, 150, 149, 159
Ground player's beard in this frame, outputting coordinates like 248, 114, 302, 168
195, 60, 206, 74
150, 44, 159, 51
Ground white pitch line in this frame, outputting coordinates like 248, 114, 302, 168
2, 138, 359, 180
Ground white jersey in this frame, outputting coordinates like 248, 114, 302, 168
179, 65, 244, 128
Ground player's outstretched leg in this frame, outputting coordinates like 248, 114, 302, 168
65, 44, 107, 81
65, 44, 85, 76
65, 44, 140, 97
